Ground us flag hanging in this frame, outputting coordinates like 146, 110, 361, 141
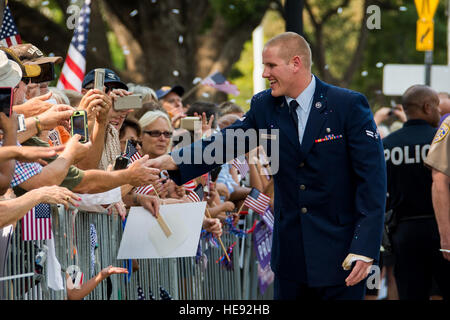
243, 188, 271, 215
22, 203, 52, 241
57, 0, 91, 92
0, 5, 22, 47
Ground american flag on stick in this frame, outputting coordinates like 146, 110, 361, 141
0, 5, 22, 47
57, 0, 91, 92
232, 155, 249, 177
22, 203, 52, 241
187, 184, 204, 203
124, 139, 142, 163
201, 71, 240, 96
243, 188, 271, 215
183, 179, 196, 192
134, 184, 155, 196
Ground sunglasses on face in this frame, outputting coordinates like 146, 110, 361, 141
144, 130, 173, 138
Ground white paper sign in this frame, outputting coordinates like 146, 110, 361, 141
116, 202, 206, 259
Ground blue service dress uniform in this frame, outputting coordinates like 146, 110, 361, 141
169, 76, 386, 296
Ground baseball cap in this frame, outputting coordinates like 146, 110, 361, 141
9, 43, 63, 65
82, 68, 128, 90
156, 85, 184, 100
0, 47, 41, 78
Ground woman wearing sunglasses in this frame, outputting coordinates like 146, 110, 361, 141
139, 110, 173, 160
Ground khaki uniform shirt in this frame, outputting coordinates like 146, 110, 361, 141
425, 116, 450, 176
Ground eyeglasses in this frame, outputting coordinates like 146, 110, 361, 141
144, 130, 173, 138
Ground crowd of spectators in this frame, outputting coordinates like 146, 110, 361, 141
0, 43, 273, 299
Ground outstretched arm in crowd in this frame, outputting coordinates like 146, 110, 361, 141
0, 185, 80, 228
71, 155, 160, 194
18, 135, 90, 191
12, 91, 54, 118
17, 104, 75, 143
431, 169, 450, 261
0, 112, 18, 194
76, 89, 112, 170
66, 266, 128, 300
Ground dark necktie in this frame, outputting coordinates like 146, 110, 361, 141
289, 100, 299, 129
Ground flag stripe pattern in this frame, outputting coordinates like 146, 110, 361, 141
244, 188, 271, 215
22, 203, 52, 241
0, 6, 22, 47
124, 140, 142, 163
262, 208, 274, 232
183, 180, 196, 192
201, 71, 240, 96
232, 155, 249, 177
187, 184, 204, 202
134, 184, 155, 195
57, 0, 91, 92
123, 140, 151, 194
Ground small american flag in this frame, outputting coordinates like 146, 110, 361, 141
262, 208, 274, 232
134, 184, 155, 195
243, 188, 271, 215
124, 139, 142, 163
187, 184, 204, 202
183, 179, 196, 192
232, 155, 249, 177
0, 5, 22, 47
125, 140, 151, 195
57, 0, 91, 92
22, 203, 52, 241
201, 71, 240, 96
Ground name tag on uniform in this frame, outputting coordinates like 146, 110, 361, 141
261, 133, 277, 140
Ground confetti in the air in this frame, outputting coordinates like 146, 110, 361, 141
192, 77, 202, 85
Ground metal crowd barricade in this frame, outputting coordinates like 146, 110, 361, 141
1, 205, 273, 300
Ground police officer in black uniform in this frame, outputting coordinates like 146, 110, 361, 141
383, 85, 450, 300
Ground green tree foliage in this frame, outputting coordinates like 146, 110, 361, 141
352, 1, 448, 108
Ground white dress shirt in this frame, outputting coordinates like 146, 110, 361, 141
285, 75, 316, 145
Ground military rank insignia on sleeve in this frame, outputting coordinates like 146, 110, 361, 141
433, 122, 449, 144
365, 129, 380, 140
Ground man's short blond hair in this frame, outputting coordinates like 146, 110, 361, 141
265, 32, 312, 70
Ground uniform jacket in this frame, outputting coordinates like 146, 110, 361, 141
169, 76, 386, 286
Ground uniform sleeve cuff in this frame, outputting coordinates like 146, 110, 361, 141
342, 253, 373, 270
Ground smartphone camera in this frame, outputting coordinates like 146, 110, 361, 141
0, 87, 13, 116
114, 155, 130, 170
70, 110, 89, 143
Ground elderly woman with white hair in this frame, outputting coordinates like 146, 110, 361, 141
138, 110, 223, 236
138, 110, 173, 159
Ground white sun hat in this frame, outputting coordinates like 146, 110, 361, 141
0, 50, 22, 88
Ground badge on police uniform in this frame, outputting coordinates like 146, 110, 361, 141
433, 123, 449, 144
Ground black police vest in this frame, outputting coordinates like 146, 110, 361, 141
382, 119, 437, 220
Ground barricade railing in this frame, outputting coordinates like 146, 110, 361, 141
1, 205, 273, 300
